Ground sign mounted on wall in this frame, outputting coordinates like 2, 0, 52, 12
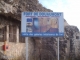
21, 12, 64, 37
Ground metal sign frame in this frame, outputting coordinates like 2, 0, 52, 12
21, 12, 64, 37
21, 12, 64, 60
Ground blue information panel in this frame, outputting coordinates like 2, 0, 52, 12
21, 12, 64, 37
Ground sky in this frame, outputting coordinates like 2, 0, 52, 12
38, 0, 80, 30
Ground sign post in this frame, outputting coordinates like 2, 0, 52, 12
21, 12, 64, 60
58, 37, 59, 60
26, 37, 28, 60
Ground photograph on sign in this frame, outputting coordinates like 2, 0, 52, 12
21, 12, 64, 37
26, 17, 58, 33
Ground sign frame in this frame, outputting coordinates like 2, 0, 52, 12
21, 12, 64, 37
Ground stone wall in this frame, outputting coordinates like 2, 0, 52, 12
73, 32, 80, 57
0, 42, 26, 60
0, 38, 37, 60
0, 27, 80, 60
